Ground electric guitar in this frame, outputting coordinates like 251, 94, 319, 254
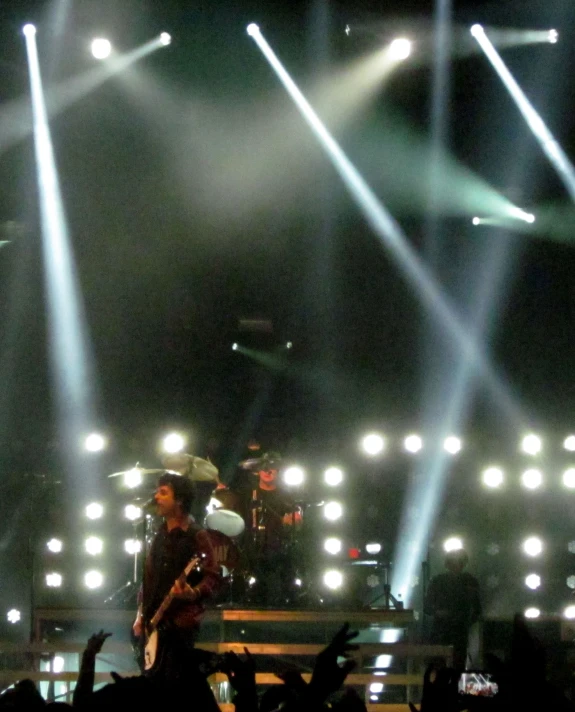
143, 556, 200, 671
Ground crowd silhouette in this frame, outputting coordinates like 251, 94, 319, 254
1, 617, 575, 710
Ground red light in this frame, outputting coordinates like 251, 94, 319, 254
348, 548, 360, 559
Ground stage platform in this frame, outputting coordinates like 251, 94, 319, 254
0, 607, 452, 709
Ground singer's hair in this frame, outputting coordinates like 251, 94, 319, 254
158, 472, 195, 515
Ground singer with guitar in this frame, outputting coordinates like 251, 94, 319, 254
132, 472, 222, 681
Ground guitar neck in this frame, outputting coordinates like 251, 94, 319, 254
148, 556, 200, 633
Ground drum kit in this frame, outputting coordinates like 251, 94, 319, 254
108, 451, 309, 606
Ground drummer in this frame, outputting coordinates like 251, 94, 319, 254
162, 452, 221, 524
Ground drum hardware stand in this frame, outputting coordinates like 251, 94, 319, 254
367, 561, 404, 610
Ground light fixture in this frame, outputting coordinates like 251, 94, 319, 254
124, 504, 142, 521
85, 433, 106, 452
323, 570, 343, 590
7, 609, 21, 624
246, 23, 260, 37
482, 467, 504, 488
46, 573, 63, 588
323, 467, 343, 486
124, 539, 142, 555
366, 543, 382, 555
564, 605, 575, 620
84, 570, 104, 589
361, 433, 385, 456
85, 536, 103, 556
525, 574, 541, 590
91, 38, 112, 60
443, 537, 463, 552
388, 38, 412, 61
563, 469, 575, 489
47, 538, 63, 553
443, 436, 462, 455
403, 434, 422, 453
524, 607, 540, 619
160, 32, 172, 46
521, 433, 542, 456
323, 501, 343, 521
124, 467, 143, 489
162, 432, 186, 454
323, 537, 342, 555
521, 469, 542, 490
522, 536, 543, 557
85, 503, 104, 520
22, 24, 37, 37
564, 436, 575, 452
283, 466, 305, 486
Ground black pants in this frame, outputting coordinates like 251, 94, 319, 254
147, 627, 220, 710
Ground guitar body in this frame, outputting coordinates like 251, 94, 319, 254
144, 628, 158, 671
138, 555, 200, 674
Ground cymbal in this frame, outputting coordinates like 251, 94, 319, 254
108, 468, 164, 479
238, 453, 282, 472
162, 453, 219, 482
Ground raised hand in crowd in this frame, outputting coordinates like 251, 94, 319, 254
307, 622, 359, 704
72, 630, 111, 708
408, 665, 459, 712
220, 646, 258, 712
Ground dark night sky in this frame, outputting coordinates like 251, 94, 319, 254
0, 0, 574, 468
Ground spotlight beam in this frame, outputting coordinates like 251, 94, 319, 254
1, 35, 166, 158
247, 25, 522, 426
472, 26, 575, 202
24, 27, 98, 483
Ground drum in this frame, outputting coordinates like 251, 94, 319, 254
203, 528, 241, 572
210, 487, 243, 515
205, 508, 245, 538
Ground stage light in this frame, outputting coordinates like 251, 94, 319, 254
85, 536, 103, 555
47, 538, 63, 553
324, 537, 342, 555
124, 467, 142, 489
323, 501, 343, 521
162, 432, 186, 454
521, 433, 542, 455
232, 343, 239, 351
366, 543, 382, 555
160, 32, 172, 46
564, 436, 575, 452
53, 656, 65, 673
22, 24, 36, 37
124, 539, 142, 555
389, 38, 412, 61
323, 569, 343, 590
564, 606, 575, 620
443, 436, 462, 455
7, 609, 21, 624
482, 467, 504, 488
361, 433, 385, 456
522, 536, 543, 557
283, 466, 305, 486
46, 573, 63, 588
568, 576, 575, 589
124, 504, 142, 521
472, 217, 481, 226
247, 23, 260, 37
525, 213, 536, 224
324, 467, 343, 486
563, 469, 575, 489
91, 38, 112, 60
295, 578, 302, 586
443, 537, 463, 552
524, 607, 540, 619
549, 29, 559, 44
286, 341, 293, 349
85, 502, 104, 520
85, 433, 106, 452
84, 570, 103, 589
525, 574, 541, 590
521, 468, 542, 490
370, 683, 384, 693
470, 24, 484, 38
404, 434, 423, 453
